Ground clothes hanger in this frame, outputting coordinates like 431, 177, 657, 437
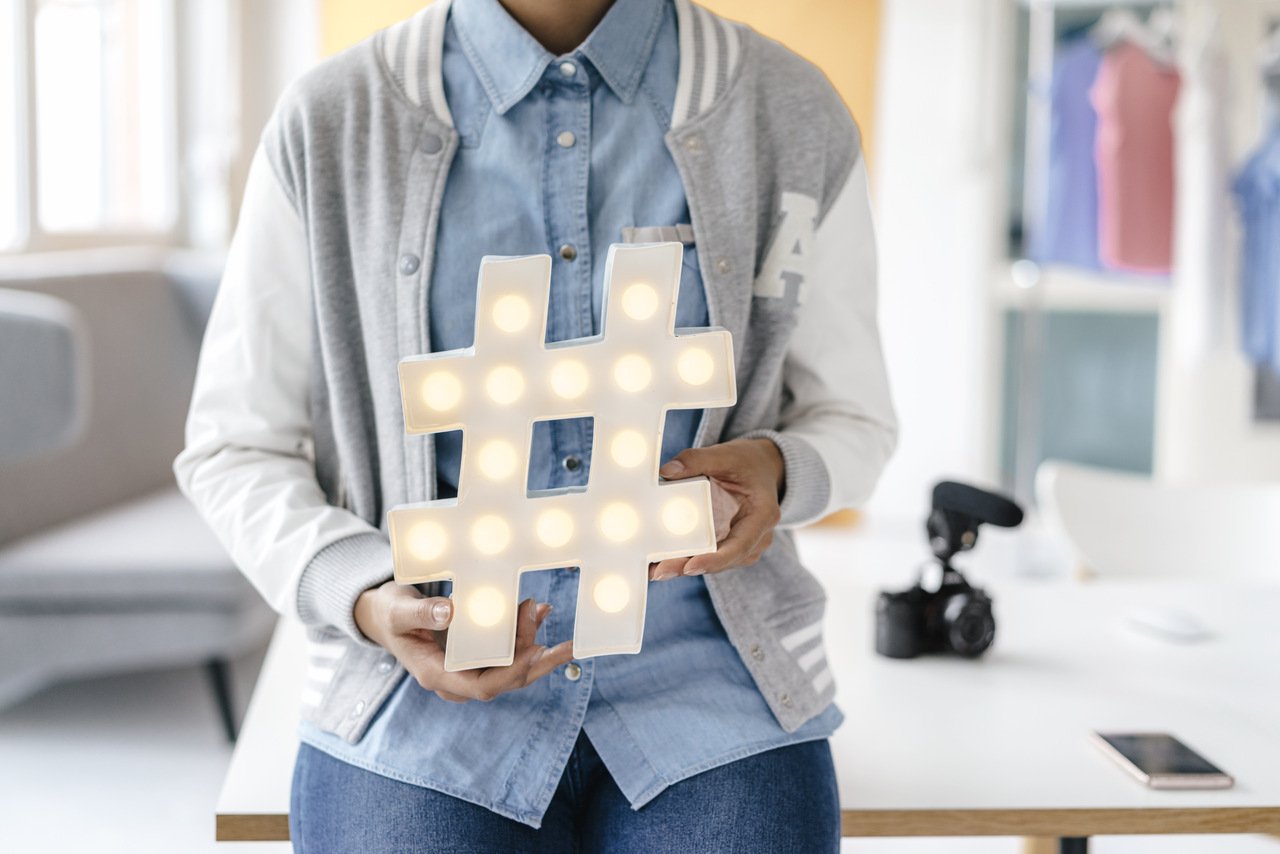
1089, 7, 1177, 67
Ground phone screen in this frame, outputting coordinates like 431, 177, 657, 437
1098, 733, 1225, 776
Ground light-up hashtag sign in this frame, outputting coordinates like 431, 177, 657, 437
387, 243, 736, 671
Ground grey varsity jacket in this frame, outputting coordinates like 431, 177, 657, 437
174, 0, 897, 742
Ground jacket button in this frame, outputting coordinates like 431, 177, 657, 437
562, 454, 582, 472
778, 693, 793, 708
376, 660, 393, 674
564, 662, 582, 681
422, 133, 443, 154
558, 243, 578, 261
750, 644, 764, 662
716, 258, 730, 275
399, 254, 421, 275
684, 135, 703, 152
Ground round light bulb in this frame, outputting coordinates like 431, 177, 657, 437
677, 347, 715, 386
549, 359, 589, 400
471, 515, 511, 555
621, 283, 658, 320
662, 496, 699, 535
610, 430, 647, 468
613, 354, 652, 393
491, 294, 531, 333
477, 440, 518, 480
599, 502, 639, 542
467, 585, 506, 627
536, 508, 574, 548
406, 520, 447, 561
593, 574, 631, 614
421, 371, 462, 412
486, 365, 525, 405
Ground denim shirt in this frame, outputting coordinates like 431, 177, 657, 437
298, 0, 841, 827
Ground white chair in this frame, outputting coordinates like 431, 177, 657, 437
1035, 460, 1280, 580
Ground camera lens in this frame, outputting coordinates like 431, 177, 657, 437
944, 595, 995, 657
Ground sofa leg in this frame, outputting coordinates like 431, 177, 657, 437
206, 658, 238, 743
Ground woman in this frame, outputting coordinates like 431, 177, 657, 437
175, 0, 896, 850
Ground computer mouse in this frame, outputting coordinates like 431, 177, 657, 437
1124, 606, 1213, 643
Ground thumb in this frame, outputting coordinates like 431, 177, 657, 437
659, 449, 706, 479
409, 596, 454, 632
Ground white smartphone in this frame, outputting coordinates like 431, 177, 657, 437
1091, 732, 1234, 790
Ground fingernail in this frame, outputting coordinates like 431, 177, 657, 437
652, 569, 675, 581
431, 600, 452, 624
683, 566, 706, 576
659, 459, 685, 478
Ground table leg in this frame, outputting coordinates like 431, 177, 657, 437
1059, 838, 1088, 854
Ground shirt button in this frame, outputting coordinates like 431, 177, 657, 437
562, 454, 582, 472
399, 254, 420, 275
376, 660, 393, 674
559, 61, 577, 78
559, 243, 578, 262
351, 700, 367, 717
750, 644, 765, 662
557, 130, 576, 148
778, 693, 793, 708
564, 662, 582, 681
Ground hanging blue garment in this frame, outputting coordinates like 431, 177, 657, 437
1032, 37, 1103, 269
1233, 119, 1280, 371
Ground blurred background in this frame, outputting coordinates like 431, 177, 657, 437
2, 1, 1279, 852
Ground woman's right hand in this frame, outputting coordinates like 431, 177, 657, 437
354, 580, 574, 703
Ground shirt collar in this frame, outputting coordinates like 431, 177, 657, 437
452, 0, 665, 114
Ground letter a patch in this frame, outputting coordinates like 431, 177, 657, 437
754, 192, 817, 300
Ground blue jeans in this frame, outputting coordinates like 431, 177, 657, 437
290, 732, 840, 853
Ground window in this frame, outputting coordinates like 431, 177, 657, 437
4, 0, 189, 251
0, 2, 22, 249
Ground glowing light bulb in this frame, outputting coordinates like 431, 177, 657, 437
491, 294, 531, 333
477, 440, 518, 480
406, 521, 447, 561
593, 574, 631, 613
486, 365, 525, 405
536, 508, 574, 548
421, 371, 462, 411
471, 515, 511, 555
599, 502, 639, 542
550, 359, 589, 399
677, 347, 715, 386
662, 496, 699, 535
613, 354, 652, 393
621, 283, 658, 320
610, 430, 647, 468
467, 585, 506, 627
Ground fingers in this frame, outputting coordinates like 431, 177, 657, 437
649, 556, 689, 581
684, 500, 778, 576
525, 640, 575, 683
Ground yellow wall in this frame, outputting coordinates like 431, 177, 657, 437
319, 0, 880, 163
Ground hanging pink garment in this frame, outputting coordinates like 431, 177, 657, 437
1090, 41, 1181, 274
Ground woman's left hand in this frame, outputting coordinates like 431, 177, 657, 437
649, 438, 784, 580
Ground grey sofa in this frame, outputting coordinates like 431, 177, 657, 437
0, 248, 275, 739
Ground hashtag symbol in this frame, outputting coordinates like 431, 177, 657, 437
387, 243, 736, 671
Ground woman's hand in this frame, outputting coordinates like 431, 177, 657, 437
354, 581, 574, 702
648, 437, 785, 580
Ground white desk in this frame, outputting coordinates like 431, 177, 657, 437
217, 525, 1280, 844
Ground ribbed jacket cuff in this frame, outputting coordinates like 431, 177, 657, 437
738, 429, 832, 527
296, 532, 394, 648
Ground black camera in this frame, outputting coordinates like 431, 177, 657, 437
874, 481, 1023, 659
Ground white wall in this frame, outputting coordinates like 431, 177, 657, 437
868, 0, 1015, 514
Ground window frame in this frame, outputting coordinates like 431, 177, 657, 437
5, 0, 185, 254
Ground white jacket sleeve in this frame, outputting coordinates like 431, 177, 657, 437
743, 155, 898, 526
174, 145, 391, 644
